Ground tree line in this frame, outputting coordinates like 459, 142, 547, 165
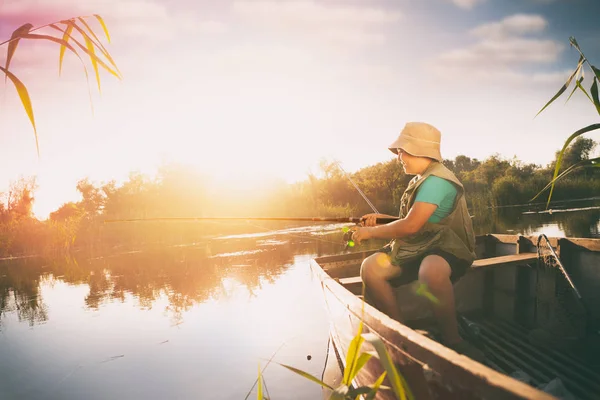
0, 137, 598, 258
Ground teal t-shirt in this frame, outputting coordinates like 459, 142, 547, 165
414, 176, 458, 223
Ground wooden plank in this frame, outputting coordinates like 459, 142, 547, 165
483, 235, 497, 318
339, 253, 538, 287
335, 254, 538, 276
472, 253, 537, 269
487, 234, 520, 244
338, 276, 364, 295
515, 236, 534, 326
561, 237, 600, 252
488, 234, 600, 252
339, 276, 362, 285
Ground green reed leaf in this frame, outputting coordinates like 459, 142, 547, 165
546, 124, 600, 207
0, 66, 38, 156
328, 385, 348, 400
365, 372, 388, 400
77, 17, 104, 49
4, 23, 33, 83
278, 363, 334, 390
591, 77, 600, 115
21, 33, 80, 62
535, 56, 584, 117
62, 19, 100, 90
574, 79, 595, 106
415, 282, 440, 305
94, 14, 111, 43
76, 17, 122, 77
347, 386, 376, 398
568, 37, 599, 82
591, 65, 600, 81
58, 23, 74, 76
257, 363, 263, 400
50, 22, 120, 80
569, 36, 580, 50
343, 321, 365, 386
569, 37, 590, 66
82, 32, 100, 92
351, 352, 373, 380
21, 30, 94, 113
566, 77, 583, 103
532, 157, 600, 203
363, 332, 414, 400
530, 124, 600, 205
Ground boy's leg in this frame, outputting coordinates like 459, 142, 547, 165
417, 254, 462, 345
360, 252, 405, 321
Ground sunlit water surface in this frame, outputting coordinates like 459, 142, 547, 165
1, 205, 598, 400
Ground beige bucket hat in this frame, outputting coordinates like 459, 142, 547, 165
388, 122, 442, 162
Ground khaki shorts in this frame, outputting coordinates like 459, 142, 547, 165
376, 245, 470, 287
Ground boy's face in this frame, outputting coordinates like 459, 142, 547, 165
398, 149, 418, 174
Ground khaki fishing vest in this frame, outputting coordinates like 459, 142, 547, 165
389, 162, 476, 267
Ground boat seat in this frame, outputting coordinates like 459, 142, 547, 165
471, 253, 537, 270
337, 253, 538, 291
337, 276, 364, 294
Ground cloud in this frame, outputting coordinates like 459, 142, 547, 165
0, 1, 228, 41
0, 0, 228, 78
470, 14, 547, 38
428, 64, 570, 86
531, 69, 571, 84
233, 0, 400, 26
429, 14, 564, 85
449, 0, 485, 10
438, 37, 562, 65
231, 0, 401, 50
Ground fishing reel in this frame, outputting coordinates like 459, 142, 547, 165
343, 229, 355, 249
342, 223, 362, 250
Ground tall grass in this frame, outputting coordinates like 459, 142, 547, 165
532, 37, 600, 207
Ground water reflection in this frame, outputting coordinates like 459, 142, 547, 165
0, 263, 48, 327
0, 222, 353, 329
473, 200, 600, 238
2, 206, 599, 330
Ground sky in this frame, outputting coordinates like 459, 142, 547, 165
0, 0, 599, 219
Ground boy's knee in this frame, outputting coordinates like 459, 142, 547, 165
418, 255, 451, 287
360, 257, 373, 281
361, 252, 394, 282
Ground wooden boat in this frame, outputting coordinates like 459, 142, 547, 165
311, 234, 600, 400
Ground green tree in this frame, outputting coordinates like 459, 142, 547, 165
550, 136, 597, 173
49, 202, 83, 222
76, 178, 106, 218
1, 177, 38, 220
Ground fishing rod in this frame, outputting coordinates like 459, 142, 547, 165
103, 161, 392, 248
333, 160, 390, 248
104, 163, 393, 227
103, 216, 399, 224
334, 160, 380, 214
103, 216, 398, 249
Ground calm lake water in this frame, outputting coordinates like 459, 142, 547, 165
1, 203, 599, 400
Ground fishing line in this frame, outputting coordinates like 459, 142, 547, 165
536, 233, 594, 334
334, 160, 380, 214
490, 196, 600, 209
219, 219, 350, 247
243, 341, 287, 400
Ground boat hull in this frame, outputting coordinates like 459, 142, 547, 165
311, 234, 600, 400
